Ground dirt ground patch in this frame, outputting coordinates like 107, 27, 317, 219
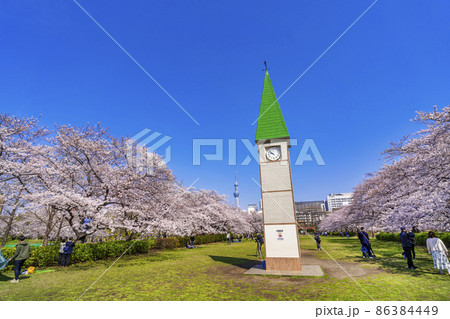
301, 249, 384, 279
206, 248, 384, 283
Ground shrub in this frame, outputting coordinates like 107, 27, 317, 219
0, 233, 228, 269
0, 239, 152, 269
154, 237, 179, 250
175, 233, 227, 247
376, 232, 400, 242
376, 232, 450, 247
27, 244, 59, 267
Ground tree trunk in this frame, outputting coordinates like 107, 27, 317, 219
1, 191, 22, 246
0, 193, 4, 215
42, 210, 55, 247
65, 212, 82, 241
126, 232, 136, 241
1, 212, 15, 246
55, 217, 64, 242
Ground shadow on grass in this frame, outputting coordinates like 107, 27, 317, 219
374, 257, 439, 277
349, 251, 437, 277
316, 238, 442, 278
0, 273, 31, 282
209, 255, 258, 269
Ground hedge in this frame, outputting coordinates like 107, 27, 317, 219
0, 240, 151, 269
177, 233, 227, 246
310, 231, 357, 237
376, 232, 450, 247
155, 233, 228, 249
154, 238, 180, 250
0, 233, 228, 269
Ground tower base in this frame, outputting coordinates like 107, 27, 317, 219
245, 264, 323, 277
266, 257, 302, 271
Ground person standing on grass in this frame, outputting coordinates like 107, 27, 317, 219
361, 244, 369, 258
408, 229, 416, 260
8, 235, 30, 283
256, 232, 264, 257
426, 231, 450, 275
314, 232, 321, 250
58, 238, 66, 266
62, 237, 75, 267
190, 235, 195, 247
358, 227, 373, 259
357, 227, 373, 259
400, 227, 416, 269
226, 232, 231, 245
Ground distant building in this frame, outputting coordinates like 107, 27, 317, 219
295, 201, 328, 225
247, 204, 258, 213
326, 193, 353, 211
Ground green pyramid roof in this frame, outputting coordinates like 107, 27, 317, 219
255, 71, 289, 141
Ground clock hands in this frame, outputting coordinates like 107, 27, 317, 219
267, 147, 280, 160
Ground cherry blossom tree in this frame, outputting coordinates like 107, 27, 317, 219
320, 106, 450, 232
145, 188, 259, 236
0, 114, 47, 245
28, 123, 176, 241
1, 115, 262, 242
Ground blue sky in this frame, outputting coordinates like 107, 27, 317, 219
1, 0, 449, 209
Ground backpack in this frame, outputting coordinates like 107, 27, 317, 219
409, 234, 416, 245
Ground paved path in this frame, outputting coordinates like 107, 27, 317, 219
301, 248, 383, 279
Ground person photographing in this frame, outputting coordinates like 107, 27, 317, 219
400, 226, 417, 269
256, 232, 264, 258
358, 227, 374, 259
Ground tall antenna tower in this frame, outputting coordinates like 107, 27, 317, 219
233, 168, 240, 209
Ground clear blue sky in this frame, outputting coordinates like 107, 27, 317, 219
1, 0, 449, 209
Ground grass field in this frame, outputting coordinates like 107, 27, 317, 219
1, 236, 449, 301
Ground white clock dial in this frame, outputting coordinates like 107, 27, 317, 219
266, 147, 281, 161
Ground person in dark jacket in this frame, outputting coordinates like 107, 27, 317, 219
190, 235, 195, 247
62, 237, 75, 267
314, 232, 321, 250
358, 227, 373, 258
256, 233, 264, 257
400, 227, 416, 269
408, 230, 416, 259
8, 235, 30, 283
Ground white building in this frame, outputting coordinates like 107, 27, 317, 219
295, 201, 328, 225
326, 193, 353, 211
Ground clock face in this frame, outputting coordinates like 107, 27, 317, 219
266, 146, 281, 161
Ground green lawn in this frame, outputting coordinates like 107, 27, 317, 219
1, 237, 449, 300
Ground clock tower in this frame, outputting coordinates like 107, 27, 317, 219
255, 68, 302, 271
